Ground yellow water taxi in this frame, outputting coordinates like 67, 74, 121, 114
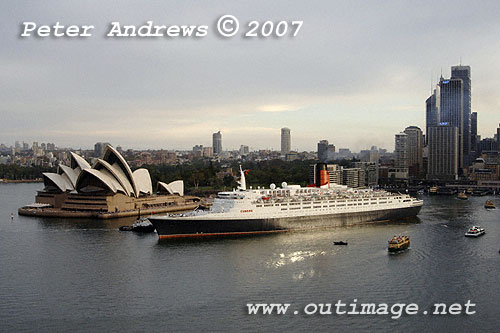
388, 235, 410, 252
485, 200, 495, 209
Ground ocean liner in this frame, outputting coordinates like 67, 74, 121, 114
149, 165, 423, 239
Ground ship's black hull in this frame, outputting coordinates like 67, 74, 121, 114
149, 205, 422, 239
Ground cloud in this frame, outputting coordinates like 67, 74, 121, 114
256, 104, 302, 113
2, 1, 500, 151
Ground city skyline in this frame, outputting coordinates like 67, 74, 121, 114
3, 115, 500, 154
2, 1, 500, 151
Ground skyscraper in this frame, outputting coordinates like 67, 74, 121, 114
451, 65, 471, 166
32, 141, 39, 156
239, 145, 249, 155
497, 123, 500, 151
212, 131, 222, 156
427, 125, 459, 180
394, 132, 408, 169
403, 126, 423, 178
425, 87, 440, 145
317, 140, 329, 162
439, 77, 464, 169
281, 127, 291, 155
94, 142, 111, 158
317, 140, 335, 162
471, 111, 478, 155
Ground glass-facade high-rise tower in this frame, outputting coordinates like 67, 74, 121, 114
471, 111, 478, 155
451, 65, 471, 166
439, 77, 464, 169
425, 87, 440, 145
425, 65, 473, 178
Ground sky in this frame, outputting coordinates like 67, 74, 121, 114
1, 1, 500, 152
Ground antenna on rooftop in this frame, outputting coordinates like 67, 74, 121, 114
430, 71, 433, 93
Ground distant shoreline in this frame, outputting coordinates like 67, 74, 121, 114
0, 179, 42, 183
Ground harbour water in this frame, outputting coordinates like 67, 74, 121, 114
1, 183, 499, 332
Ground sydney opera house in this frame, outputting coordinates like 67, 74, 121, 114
19, 145, 200, 218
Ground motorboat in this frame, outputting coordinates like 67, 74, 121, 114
465, 226, 485, 237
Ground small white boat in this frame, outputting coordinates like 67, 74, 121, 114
465, 226, 485, 237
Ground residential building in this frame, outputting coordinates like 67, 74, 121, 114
280, 127, 291, 155
239, 145, 249, 156
354, 161, 378, 186
212, 131, 222, 156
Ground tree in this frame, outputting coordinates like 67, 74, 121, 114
223, 174, 235, 188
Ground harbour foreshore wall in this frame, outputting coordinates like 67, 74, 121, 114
18, 202, 199, 219
19, 191, 202, 219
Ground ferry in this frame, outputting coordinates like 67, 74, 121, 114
465, 226, 485, 237
388, 235, 410, 252
149, 164, 423, 239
